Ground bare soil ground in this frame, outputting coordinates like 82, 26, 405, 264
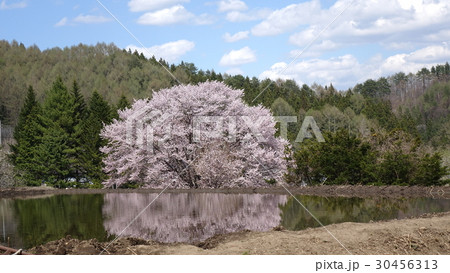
29, 212, 450, 255
1, 185, 449, 198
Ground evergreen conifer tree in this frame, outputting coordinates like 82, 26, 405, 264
37, 77, 77, 187
71, 81, 87, 120
117, 94, 131, 111
111, 94, 131, 120
78, 91, 112, 187
69, 80, 88, 182
9, 86, 42, 185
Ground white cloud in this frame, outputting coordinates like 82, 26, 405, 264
126, 40, 195, 62
248, 0, 450, 66
260, 45, 450, 90
54, 17, 68, 27
128, 0, 189, 12
53, 14, 111, 27
0, 0, 26, 10
380, 45, 450, 75
219, 46, 256, 66
424, 29, 450, 42
250, 0, 450, 64
217, 0, 247, 13
251, 0, 321, 36
289, 28, 322, 47
285, 0, 450, 47
137, 5, 213, 25
225, 8, 271, 22
258, 62, 294, 82
406, 45, 450, 63
137, 5, 192, 25
223, 31, 249, 43
73, 14, 111, 24
259, 55, 361, 88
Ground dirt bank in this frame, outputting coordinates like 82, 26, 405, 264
1, 185, 449, 199
29, 212, 450, 255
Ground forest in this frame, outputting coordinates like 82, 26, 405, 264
0, 40, 449, 188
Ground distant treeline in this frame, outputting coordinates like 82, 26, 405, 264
1, 40, 449, 187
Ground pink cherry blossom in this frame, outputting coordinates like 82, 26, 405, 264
101, 81, 288, 188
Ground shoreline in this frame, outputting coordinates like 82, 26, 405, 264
1, 185, 449, 199
28, 212, 450, 255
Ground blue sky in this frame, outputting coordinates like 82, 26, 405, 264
1, 0, 450, 90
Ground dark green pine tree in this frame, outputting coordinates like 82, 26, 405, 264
71, 81, 88, 120
37, 77, 77, 187
117, 94, 131, 111
36, 124, 71, 188
412, 153, 448, 186
112, 94, 131, 120
9, 86, 43, 185
78, 91, 112, 187
69, 80, 88, 182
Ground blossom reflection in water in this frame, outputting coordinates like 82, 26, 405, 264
102, 193, 287, 243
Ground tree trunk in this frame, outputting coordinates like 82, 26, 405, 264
165, 157, 200, 188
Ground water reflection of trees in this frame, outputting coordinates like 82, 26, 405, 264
280, 196, 450, 230
2, 193, 448, 249
102, 193, 287, 243
12, 194, 109, 248
0, 199, 21, 248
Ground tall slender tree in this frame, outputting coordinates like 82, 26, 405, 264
77, 90, 112, 187
71, 80, 87, 120
9, 86, 42, 185
69, 80, 88, 182
417, 67, 430, 93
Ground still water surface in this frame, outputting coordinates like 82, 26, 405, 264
0, 193, 448, 249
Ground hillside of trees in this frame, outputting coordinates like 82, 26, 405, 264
0, 40, 448, 187
0, 40, 182, 125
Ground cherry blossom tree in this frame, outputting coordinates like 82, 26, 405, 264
101, 81, 288, 188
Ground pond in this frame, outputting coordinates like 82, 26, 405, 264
1, 193, 449, 249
